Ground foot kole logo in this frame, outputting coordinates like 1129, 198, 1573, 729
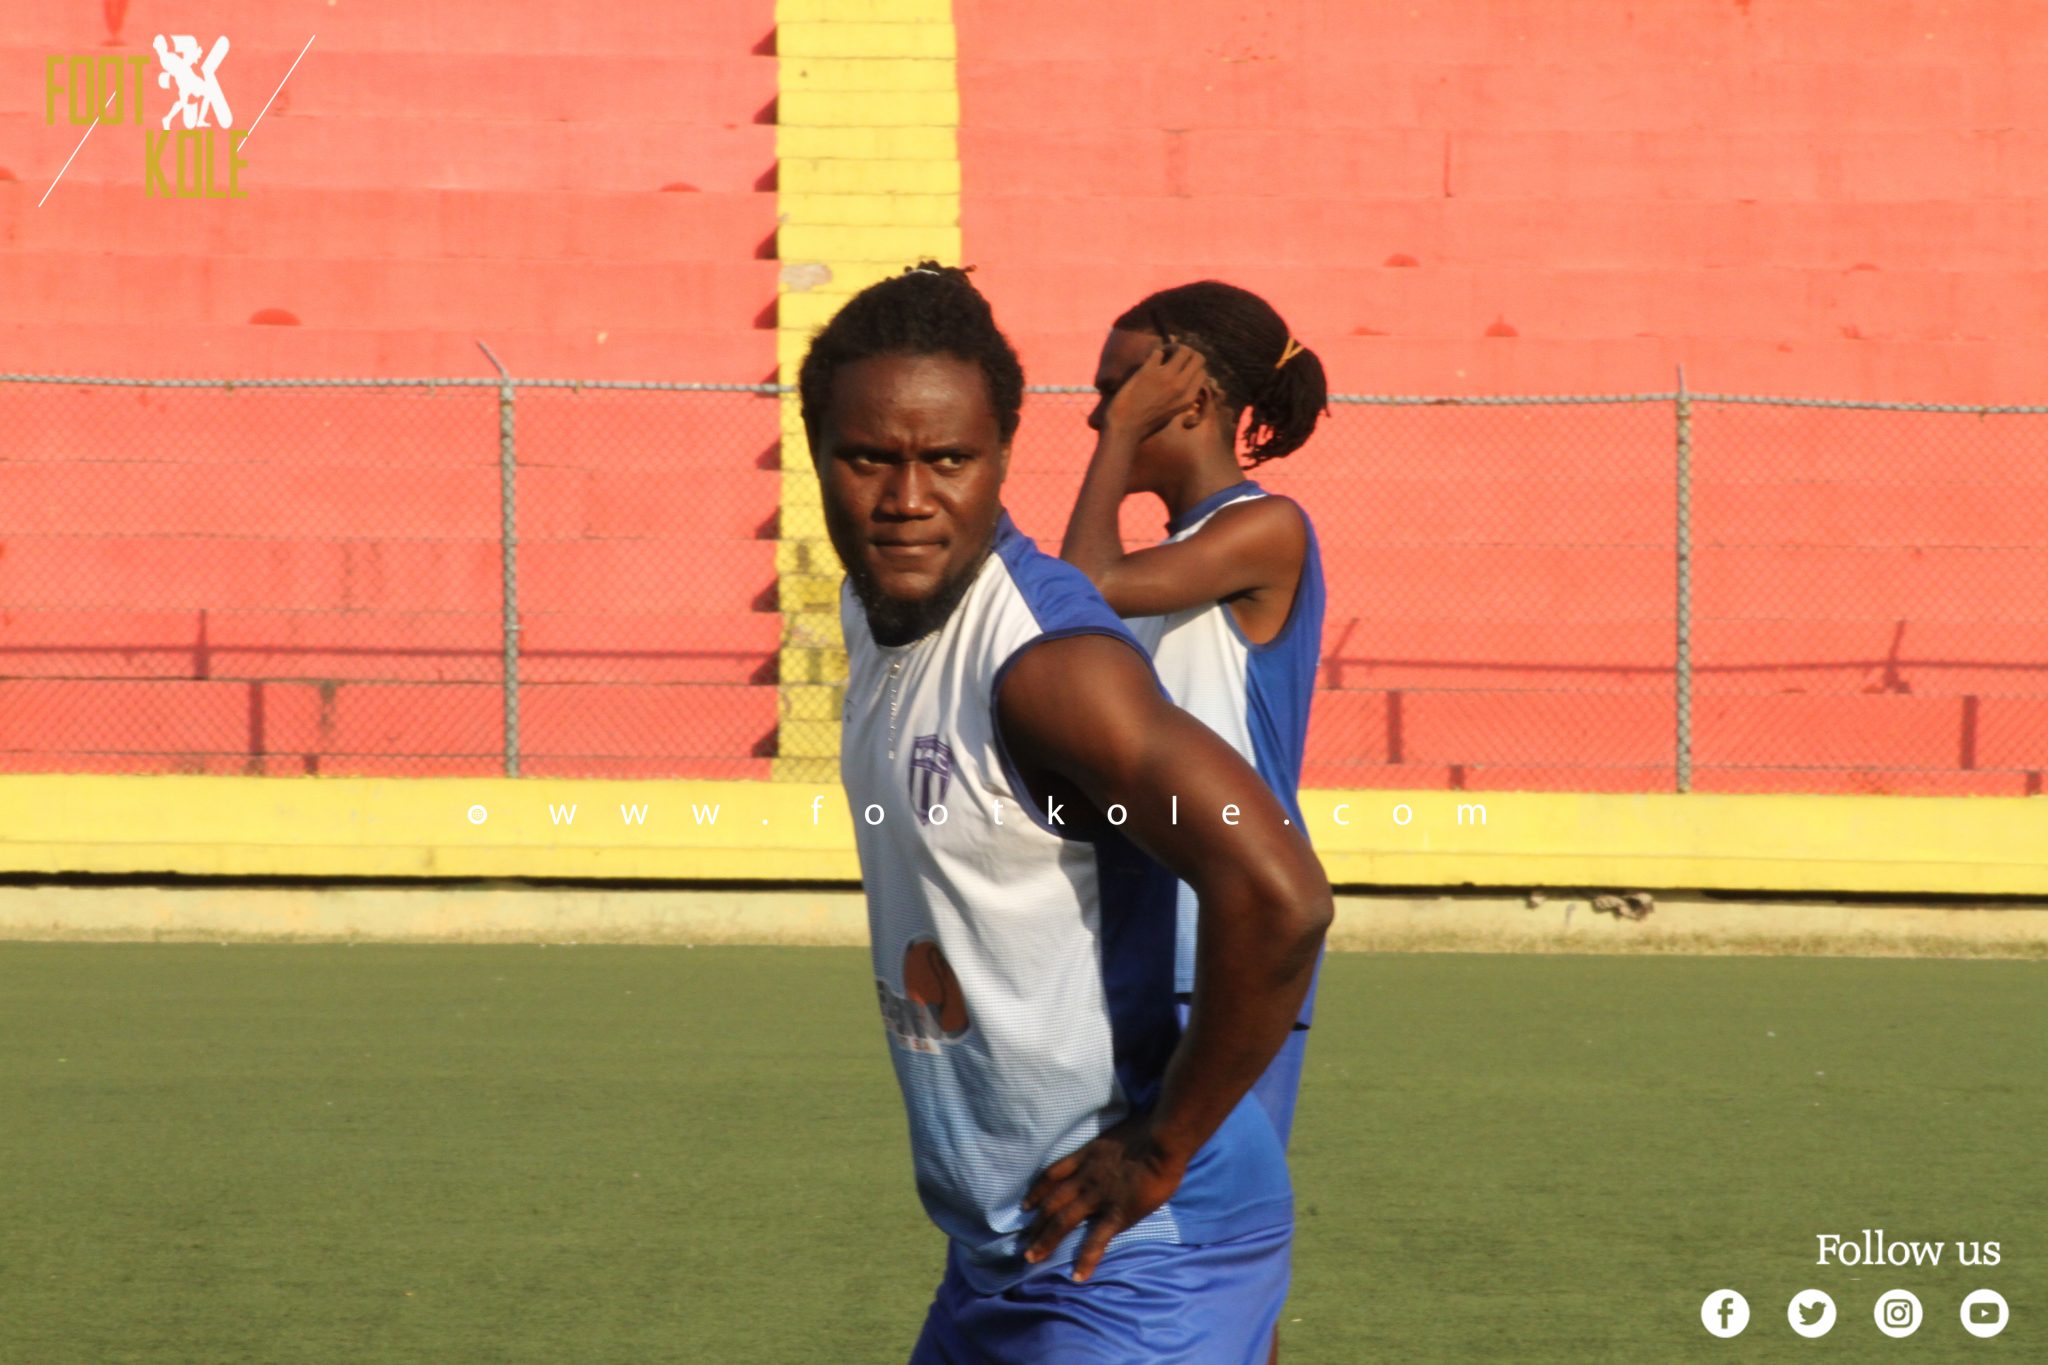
41, 33, 310, 204
45, 39, 247, 198
877, 938, 971, 1053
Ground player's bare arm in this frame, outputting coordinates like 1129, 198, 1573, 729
1059, 344, 1208, 597
1060, 345, 1307, 631
996, 632, 1334, 1282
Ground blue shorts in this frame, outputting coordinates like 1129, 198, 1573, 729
908, 1222, 1293, 1365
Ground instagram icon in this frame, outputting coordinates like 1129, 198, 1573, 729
1874, 1290, 1922, 1338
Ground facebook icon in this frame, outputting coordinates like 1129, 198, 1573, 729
1700, 1289, 1750, 1337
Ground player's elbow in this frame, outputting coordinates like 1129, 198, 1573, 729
1287, 869, 1336, 964
1249, 846, 1334, 968
1060, 551, 1119, 597
1092, 567, 1150, 619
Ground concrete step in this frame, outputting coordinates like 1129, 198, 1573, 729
0, 608, 779, 684
0, 462, 778, 540
959, 0, 2048, 67
2, 377, 782, 466
4, 183, 775, 262
1, 111, 774, 191
0, 676, 778, 762
0, 321, 776, 382
0, 252, 777, 330
0, 534, 776, 614
15, 1, 774, 57
12, 48, 773, 124
957, 57, 2048, 134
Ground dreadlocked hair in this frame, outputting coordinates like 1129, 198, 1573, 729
798, 260, 1025, 449
1113, 281, 1328, 467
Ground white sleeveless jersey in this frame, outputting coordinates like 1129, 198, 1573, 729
1121, 482, 1327, 1015
839, 510, 1292, 1291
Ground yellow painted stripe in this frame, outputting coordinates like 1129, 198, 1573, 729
779, 90, 960, 127
776, 126, 959, 160
782, 58, 959, 93
4, 777, 2043, 895
778, 191, 962, 228
780, 158, 962, 196
779, 223, 966, 261
778, 292, 861, 331
773, 0, 964, 784
778, 24, 957, 59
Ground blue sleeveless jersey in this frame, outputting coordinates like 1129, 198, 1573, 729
1122, 481, 1328, 1026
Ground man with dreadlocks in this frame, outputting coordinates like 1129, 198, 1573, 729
1061, 282, 1331, 1151
802, 261, 1331, 1363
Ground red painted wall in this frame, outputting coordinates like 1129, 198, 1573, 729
958, 0, 2048, 402
4, 2, 2044, 793
0, 0, 782, 777
957, 0, 2048, 794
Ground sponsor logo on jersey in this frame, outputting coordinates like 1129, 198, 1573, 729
877, 936, 970, 1053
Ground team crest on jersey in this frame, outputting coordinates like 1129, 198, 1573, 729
908, 734, 954, 824
877, 937, 970, 1053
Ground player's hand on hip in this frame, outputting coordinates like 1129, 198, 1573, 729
1103, 344, 1210, 444
1019, 1114, 1187, 1282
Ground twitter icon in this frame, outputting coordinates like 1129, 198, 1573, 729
1789, 1289, 1837, 1338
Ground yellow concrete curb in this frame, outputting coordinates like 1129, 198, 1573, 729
4, 777, 2047, 895
4, 885, 2040, 959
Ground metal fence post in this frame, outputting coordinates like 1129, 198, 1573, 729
477, 342, 521, 777
1674, 365, 1694, 793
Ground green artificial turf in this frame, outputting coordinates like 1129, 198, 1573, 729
0, 945, 2038, 1362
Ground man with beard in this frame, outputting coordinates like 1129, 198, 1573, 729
800, 262, 1332, 1364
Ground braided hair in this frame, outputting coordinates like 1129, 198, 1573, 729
1113, 282, 1327, 467
798, 261, 1025, 450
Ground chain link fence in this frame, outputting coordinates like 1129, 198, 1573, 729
2, 373, 2043, 796
0, 375, 782, 781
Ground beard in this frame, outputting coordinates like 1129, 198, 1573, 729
847, 543, 992, 647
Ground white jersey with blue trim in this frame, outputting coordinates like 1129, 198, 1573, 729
1121, 481, 1327, 1016
838, 510, 1292, 1292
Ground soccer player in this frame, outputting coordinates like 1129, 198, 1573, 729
1059, 283, 1330, 1152
801, 262, 1332, 1364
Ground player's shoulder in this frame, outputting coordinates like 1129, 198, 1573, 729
987, 510, 1137, 644
983, 515, 1159, 712
1202, 486, 1312, 545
